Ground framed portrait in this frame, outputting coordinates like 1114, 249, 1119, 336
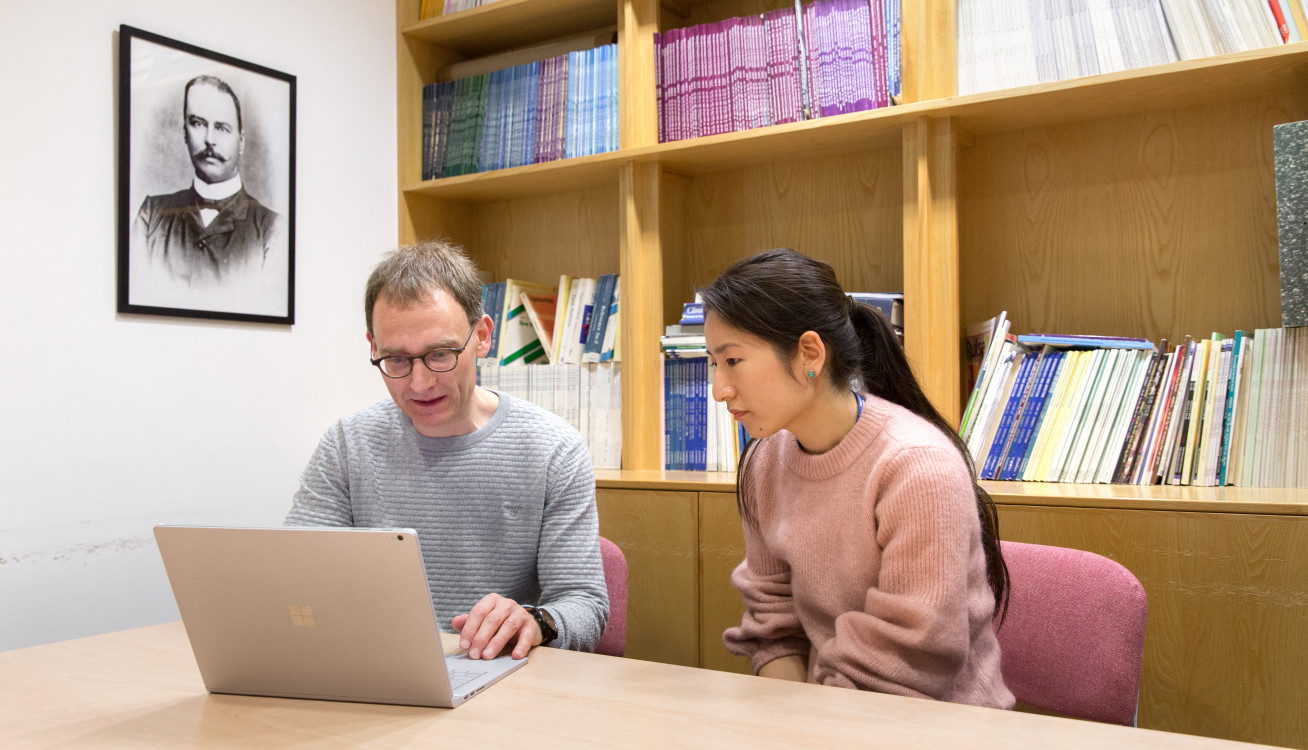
117, 25, 296, 325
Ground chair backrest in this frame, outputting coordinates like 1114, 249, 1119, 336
994, 541, 1147, 726
595, 536, 628, 657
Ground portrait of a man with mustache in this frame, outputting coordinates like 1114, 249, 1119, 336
131, 74, 286, 290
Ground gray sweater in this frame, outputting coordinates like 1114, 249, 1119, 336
286, 391, 608, 651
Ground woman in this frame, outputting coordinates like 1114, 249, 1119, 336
705, 248, 1013, 708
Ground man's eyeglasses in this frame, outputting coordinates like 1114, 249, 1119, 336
370, 327, 475, 378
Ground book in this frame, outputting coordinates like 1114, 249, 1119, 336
680, 301, 705, 325
961, 311, 1010, 441
1021, 349, 1082, 481
981, 350, 1037, 479
582, 273, 619, 364
1274, 119, 1308, 327
498, 279, 557, 366
1000, 348, 1066, 481
1133, 345, 1184, 484
1176, 337, 1213, 485
1049, 348, 1111, 483
485, 281, 506, 359
1112, 346, 1167, 484
550, 275, 574, 364
519, 290, 558, 365
559, 277, 597, 365
599, 283, 620, 362
1155, 338, 1197, 484
963, 313, 1001, 403
1199, 338, 1234, 485
1092, 350, 1155, 484
1064, 349, 1128, 483
1015, 332, 1155, 350
966, 339, 1022, 461
1221, 333, 1252, 485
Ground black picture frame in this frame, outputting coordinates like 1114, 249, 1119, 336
117, 25, 296, 325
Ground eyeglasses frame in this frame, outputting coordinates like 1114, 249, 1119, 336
369, 325, 477, 379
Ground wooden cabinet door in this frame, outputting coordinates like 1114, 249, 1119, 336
698, 492, 752, 674
597, 488, 699, 666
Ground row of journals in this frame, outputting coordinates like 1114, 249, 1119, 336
657, 0, 901, 142
483, 273, 620, 367
476, 362, 623, 470
962, 314, 1308, 488
662, 355, 749, 473
957, 0, 1299, 96
660, 304, 746, 471
422, 44, 618, 179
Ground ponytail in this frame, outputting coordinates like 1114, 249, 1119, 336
849, 304, 1009, 623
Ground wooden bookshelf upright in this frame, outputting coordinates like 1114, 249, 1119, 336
397, 2, 1308, 745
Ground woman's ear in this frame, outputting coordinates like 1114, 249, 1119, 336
796, 330, 826, 380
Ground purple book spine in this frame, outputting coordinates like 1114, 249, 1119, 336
869, 0, 889, 108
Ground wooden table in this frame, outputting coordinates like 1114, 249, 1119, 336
0, 622, 1287, 748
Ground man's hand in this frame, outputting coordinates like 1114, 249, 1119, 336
451, 593, 541, 660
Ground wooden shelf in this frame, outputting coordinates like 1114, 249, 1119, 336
402, 149, 628, 201
403, 0, 616, 58
937, 42, 1308, 137
594, 470, 1308, 515
629, 106, 911, 175
982, 480, 1308, 516
594, 469, 737, 492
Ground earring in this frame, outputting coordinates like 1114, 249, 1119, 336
806, 370, 816, 379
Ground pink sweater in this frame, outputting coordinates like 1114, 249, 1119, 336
723, 395, 1014, 709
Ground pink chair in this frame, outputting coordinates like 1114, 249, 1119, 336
595, 536, 628, 657
994, 541, 1148, 726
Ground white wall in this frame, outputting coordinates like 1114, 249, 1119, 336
0, 0, 397, 650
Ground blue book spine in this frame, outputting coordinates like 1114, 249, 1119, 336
1001, 351, 1064, 480
982, 353, 1035, 479
695, 357, 707, 470
1217, 332, 1244, 485
487, 281, 505, 359
664, 357, 674, 470
582, 273, 617, 362
680, 356, 690, 468
599, 286, 619, 362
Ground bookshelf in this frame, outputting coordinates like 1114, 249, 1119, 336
398, 4, 1308, 742
397, 0, 1308, 476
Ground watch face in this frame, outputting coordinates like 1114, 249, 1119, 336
530, 606, 558, 641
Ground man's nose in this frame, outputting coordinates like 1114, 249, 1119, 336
408, 361, 439, 390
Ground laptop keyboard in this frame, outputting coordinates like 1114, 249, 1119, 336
447, 668, 480, 692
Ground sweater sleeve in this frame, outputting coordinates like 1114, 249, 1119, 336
285, 422, 354, 527
809, 444, 985, 699
721, 476, 811, 673
536, 434, 609, 652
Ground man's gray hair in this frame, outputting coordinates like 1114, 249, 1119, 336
364, 240, 485, 335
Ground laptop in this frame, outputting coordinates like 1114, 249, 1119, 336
153, 524, 527, 707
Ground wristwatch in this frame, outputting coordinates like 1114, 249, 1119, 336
523, 605, 558, 644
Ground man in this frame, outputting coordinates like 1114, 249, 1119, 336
286, 241, 608, 660
132, 74, 285, 289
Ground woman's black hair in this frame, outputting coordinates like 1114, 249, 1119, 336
698, 248, 1009, 620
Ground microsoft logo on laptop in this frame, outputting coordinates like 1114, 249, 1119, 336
288, 604, 316, 627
